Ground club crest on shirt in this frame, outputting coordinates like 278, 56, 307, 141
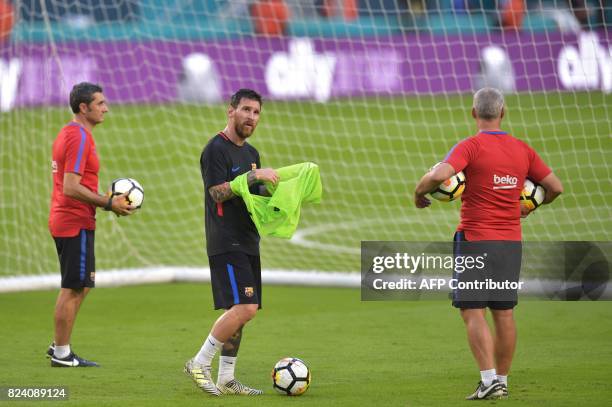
244, 287, 254, 297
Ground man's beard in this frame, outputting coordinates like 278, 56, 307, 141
235, 122, 254, 139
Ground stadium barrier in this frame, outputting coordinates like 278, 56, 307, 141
0, 268, 360, 293
2, 268, 610, 300
1, 30, 610, 111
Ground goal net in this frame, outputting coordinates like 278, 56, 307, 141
1, 1, 610, 280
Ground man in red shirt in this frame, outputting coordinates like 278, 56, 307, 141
414, 88, 563, 399
47, 82, 133, 367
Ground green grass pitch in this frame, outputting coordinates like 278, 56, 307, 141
1, 92, 611, 405
0, 283, 611, 406
1, 92, 611, 274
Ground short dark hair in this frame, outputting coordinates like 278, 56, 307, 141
70, 82, 103, 113
230, 88, 262, 108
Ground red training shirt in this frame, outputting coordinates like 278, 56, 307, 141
49, 122, 100, 237
444, 131, 551, 241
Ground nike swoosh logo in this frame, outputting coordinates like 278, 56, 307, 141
478, 385, 499, 398
53, 357, 79, 366
231, 166, 240, 172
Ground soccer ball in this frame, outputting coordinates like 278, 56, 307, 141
272, 357, 311, 396
109, 178, 144, 208
429, 163, 466, 202
519, 178, 545, 211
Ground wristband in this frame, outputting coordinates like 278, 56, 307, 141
104, 196, 113, 211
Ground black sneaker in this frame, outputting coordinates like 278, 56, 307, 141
51, 352, 99, 367
465, 380, 504, 400
46, 343, 55, 359
500, 383, 508, 397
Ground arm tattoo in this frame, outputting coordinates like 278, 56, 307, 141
247, 170, 258, 186
249, 170, 271, 195
209, 171, 260, 202
208, 182, 235, 203
221, 326, 243, 357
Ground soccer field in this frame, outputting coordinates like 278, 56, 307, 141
0, 283, 611, 406
3, 3, 611, 404
1, 92, 611, 275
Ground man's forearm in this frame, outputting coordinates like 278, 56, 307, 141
415, 174, 438, 197
209, 170, 267, 203
65, 183, 108, 208
209, 182, 236, 203
247, 170, 258, 186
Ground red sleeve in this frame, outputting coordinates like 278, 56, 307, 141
63, 127, 91, 175
525, 143, 552, 182
443, 137, 479, 173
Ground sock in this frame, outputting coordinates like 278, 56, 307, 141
480, 369, 497, 386
54, 344, 71, 359
217, 356, 237, 385
497, 375, 508, 386
195, 334, 223, 366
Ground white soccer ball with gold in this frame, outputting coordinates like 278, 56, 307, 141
519, 178, 545, 211
109, 178, 144, 208
429, 163, 466, 202
272, 357, 311, 396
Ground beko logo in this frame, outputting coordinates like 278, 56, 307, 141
493, 174, 518, 190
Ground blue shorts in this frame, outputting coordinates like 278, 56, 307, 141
53, 229, 95, 289
209, 252, 261, 310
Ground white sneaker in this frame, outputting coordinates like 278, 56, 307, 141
184, 358, 220, 396
217, 379, 263, 395
465, 380, 504, 400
